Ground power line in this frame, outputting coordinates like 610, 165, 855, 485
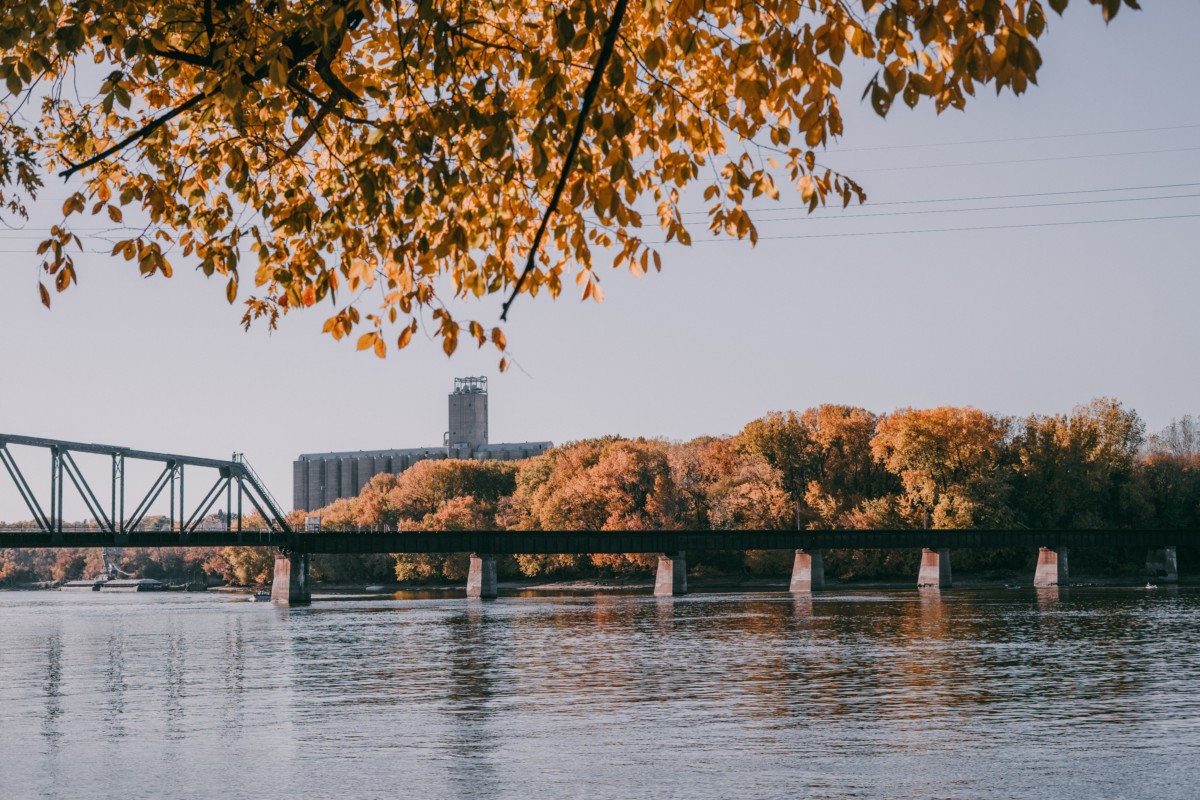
0, 213, 1194, 254
836, 146, 1200, 174
677, 181, 1200, 216
4, 181, 1196, 235
678, 213, 1200, 243
820, 123, 1200, 154
744, 192, 1200, 225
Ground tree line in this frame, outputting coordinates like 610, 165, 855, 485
3, 399, 1198, 587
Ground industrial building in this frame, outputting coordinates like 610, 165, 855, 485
292, 377, 551, 511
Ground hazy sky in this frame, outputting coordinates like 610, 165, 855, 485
1, 4, 1197, 521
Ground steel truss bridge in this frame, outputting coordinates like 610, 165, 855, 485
0, 433, 290, 545
1, 527, 1198, 553
0, 433, 1197, 554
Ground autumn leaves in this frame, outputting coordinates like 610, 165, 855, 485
0, 1, 1137, 362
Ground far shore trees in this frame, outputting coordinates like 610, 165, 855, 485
4, 397, 1196, 587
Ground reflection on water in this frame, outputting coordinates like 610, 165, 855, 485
1, 588, 1198, 799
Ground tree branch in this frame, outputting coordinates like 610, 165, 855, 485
57, 7, 367, 181
499, 0, 630, 322
144, 41, 212, 68
285, 100, 335, 157
58, 90, 208, 179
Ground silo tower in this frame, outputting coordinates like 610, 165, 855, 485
447, 376, 488, 458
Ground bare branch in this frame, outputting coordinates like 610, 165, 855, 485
144, 41, 213, 68
500, 0, 630, 322
58, 90, 208, 180
285, 100, 335, 157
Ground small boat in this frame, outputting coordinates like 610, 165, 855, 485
1145, 582, 1158, 590
61, 579, 106, 592
252, 590, 272, 602
99, 579, 168, 593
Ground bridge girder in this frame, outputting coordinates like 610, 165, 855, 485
0, 527, 1196, 553
0, 433, 291, 539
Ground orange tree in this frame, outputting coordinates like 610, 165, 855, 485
0, 0, 1136, 363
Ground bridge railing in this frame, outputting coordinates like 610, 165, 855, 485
0, 526, 1197, 555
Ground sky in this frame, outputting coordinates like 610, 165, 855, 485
1, 4, 1198, 521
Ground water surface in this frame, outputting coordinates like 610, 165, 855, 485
1, 587, 1197, 799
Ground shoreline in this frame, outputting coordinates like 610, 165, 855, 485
219, 573, 1200, 595
6, 573, 1196, 593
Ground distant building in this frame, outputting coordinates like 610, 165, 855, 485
292, 377, 551, 511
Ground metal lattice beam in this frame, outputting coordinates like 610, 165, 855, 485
0, 433, 290, 537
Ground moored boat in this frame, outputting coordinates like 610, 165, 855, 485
99, 579, 168, 592
60, 579, 105, 592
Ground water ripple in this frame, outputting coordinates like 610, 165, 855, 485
0, 588, 1197, 799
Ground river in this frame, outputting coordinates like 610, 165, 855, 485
1, 587, 1197, 799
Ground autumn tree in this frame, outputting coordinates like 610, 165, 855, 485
870, 406, 1012, 528
348, 473, 401, 529
1010, 398, 1145, 528
1137, 416, 1200, 530
668, 436, 733, 529
385, 459, 518, 523
503, 437, 683, 574
0, 0, 1137, 361
509, 437, 680, 531
736, 405, 895, 526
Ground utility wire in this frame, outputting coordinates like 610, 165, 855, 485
676, 181, 1200, 216
4, 184, 1194, 237
821, 123, 1200, 154
678, 213, 1200, 244
743, 192, 1200, 225
6, 210, 1193, 252
836, 146, 1200, 174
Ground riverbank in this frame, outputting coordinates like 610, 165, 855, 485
238, 571, 1200, 596
8, 570, 1195, 594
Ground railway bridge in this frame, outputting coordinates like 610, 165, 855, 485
1, 433, 1193, 604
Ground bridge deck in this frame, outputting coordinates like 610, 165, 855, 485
0, 529, 1196, 553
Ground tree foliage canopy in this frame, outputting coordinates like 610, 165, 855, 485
0, 0, 1136, 361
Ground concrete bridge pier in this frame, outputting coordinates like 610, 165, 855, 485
1146, 546, 1178, 583
271, 551, 311, 606
790, 549, 825, 592
655, 552, 687, 596
917, 548, 952, 589
467, 553, 498, 599
1034, 547, 1069, 587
